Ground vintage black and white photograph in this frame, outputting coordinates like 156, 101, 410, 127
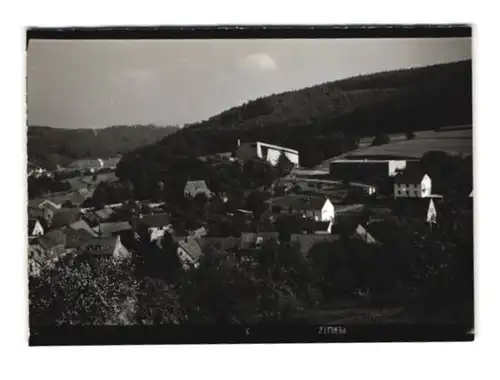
26, 26, 473, 345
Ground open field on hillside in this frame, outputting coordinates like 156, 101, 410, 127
315, 126, 472, 171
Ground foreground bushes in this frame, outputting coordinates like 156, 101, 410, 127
29, 217, 473, 326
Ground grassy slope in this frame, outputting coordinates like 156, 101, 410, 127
315, 127, 473, 169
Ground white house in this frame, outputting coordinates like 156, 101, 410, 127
426, 198, 438, 225
36, 200, 60, 226
28, 219, 44, 240
137, 213, 171, 242
176, 236, 204, 269
319, 198, 335, 222
236, 141, 299, 167
394, 172, 432, 198
266, 195, 335, 222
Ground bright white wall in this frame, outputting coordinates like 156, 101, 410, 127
421, 175, 432, 197
388, 160, 407, 176
321, 199, 335, 221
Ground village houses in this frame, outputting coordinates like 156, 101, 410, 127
134, 213, 171, 242
93, 221, 132, 238
265, 195, 336, 222
394, 170, 432, 198
79, 236, 131, 260
50, 207, 83, 230
29, 229, 70, 277
176, 235, 204, 269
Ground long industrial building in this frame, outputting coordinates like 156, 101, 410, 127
236, 141, 300, 167
329, 159, 419, 181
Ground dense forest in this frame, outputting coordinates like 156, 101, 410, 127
117, 60, 472, 189
27, 125, 179, 169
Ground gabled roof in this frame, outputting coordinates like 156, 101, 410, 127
354, 224, 378, 245
139, 213, 170, 228
178, 236, 204, 261
68, 219, 98, 237
38, 200, 60, 211
80, 236, 120, 256
393, 169, 429, 185
95, 221, 132, 237
191, 226, 208, 237
199, 237, 240, 251
94, 207, 115, 221
184, 180, 210, 193
63, 227, 96, 249
36, 229, 67, 251
77, 187, 93, 197
267, 195, 329, 211
61, 191, 91, 206
51, 208, 82, 229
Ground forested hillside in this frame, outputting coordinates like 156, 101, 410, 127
117, 60, 472, 191
27, 125, 179, 169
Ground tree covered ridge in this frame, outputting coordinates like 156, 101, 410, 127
118, 59, 472, 177
187, 59, 471, 131
27, 125, 179, 169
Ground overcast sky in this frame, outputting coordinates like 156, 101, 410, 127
27, 38, 471, 129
